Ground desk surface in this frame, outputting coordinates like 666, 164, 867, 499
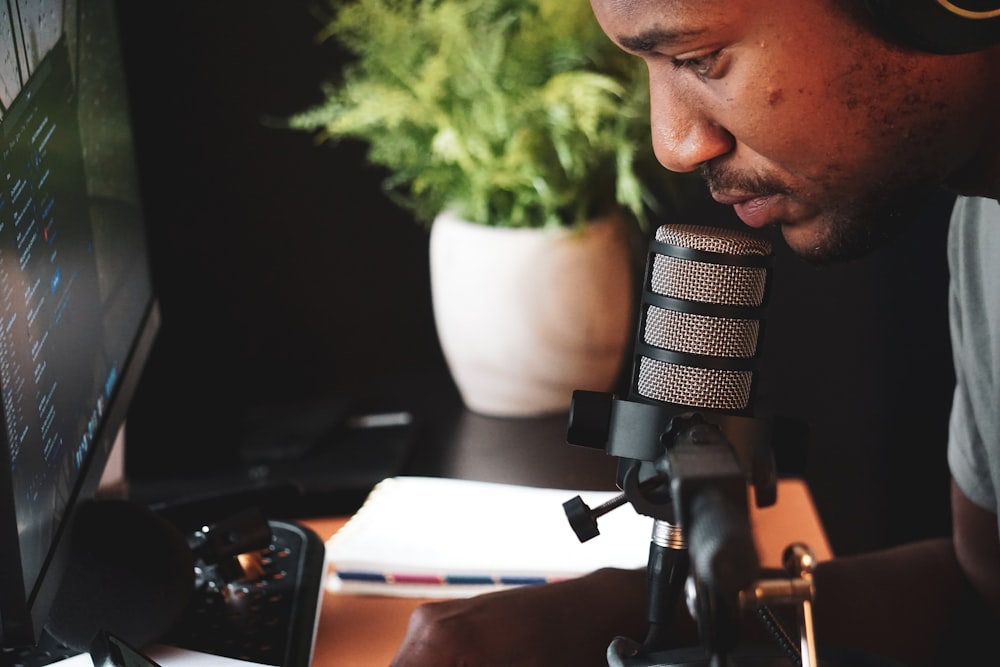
301, 478, 832, 666
303, 516, 427, 666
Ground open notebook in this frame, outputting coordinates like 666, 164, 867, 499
325, 475, 833, 599
326, 476, 657, 597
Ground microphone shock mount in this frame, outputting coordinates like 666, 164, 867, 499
565, 392, 821, 667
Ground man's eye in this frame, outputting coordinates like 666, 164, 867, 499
670, 52, 720, 77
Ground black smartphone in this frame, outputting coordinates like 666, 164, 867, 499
89, 631, 162, 667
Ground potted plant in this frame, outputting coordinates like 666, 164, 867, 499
283, 0, 694, 416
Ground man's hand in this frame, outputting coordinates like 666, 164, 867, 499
390, 568, 648, 667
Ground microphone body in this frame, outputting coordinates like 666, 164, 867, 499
567, 223, 777, 654
631, 224, 771, 413
568, 223, 775, 493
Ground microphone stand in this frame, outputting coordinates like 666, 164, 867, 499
565, 391, 819, 667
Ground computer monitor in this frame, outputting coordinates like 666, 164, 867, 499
0, 0, 159, 650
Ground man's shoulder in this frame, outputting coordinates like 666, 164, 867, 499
950, 195, 1000, 255
952, 195, 1000, 224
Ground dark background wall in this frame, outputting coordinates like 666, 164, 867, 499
116, 1, 447, 468
115, 0, 956, 557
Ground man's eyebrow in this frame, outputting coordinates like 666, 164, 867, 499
616, 27, 707, 53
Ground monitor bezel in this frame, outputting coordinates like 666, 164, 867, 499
0, 0, 161, 647
0, 299, 160, 647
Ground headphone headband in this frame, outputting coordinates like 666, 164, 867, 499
937, 1, 1000, 20
865, 0, 1000, 53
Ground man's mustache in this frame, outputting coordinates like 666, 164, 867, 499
701, 162, 790, 198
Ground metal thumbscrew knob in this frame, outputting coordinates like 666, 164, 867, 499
563, 492, 629, 543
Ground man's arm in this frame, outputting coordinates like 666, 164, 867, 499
811, 479, 997, 667
390, 567, 649, 667
390, 479, 999, 667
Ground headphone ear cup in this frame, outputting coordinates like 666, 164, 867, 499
865, 0, 1000, 54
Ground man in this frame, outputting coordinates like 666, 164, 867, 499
390, 1, 1000, 665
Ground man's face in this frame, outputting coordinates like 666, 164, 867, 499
590, 0, 992, 262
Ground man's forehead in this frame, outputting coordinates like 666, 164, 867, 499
596, 0, 734, 23
594, 0, 736, 41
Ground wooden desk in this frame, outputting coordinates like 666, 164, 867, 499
301, 516, 429, 666
301, 478, 832, 666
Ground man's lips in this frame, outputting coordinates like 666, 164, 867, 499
711, 191, 777, 229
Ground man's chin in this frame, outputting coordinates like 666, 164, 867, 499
776, 225, 837, 264
776, 208, 916, 264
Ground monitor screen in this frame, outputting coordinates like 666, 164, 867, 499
0, 0, 158, 649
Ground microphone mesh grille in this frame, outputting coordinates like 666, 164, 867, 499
644, 306, 759, 358
638, 356, 753, 411
650, 255, 767, 306
652, 224, 770, 306
636, 224, 771, 411
655, 224, 772, 256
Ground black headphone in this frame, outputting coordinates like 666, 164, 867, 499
865, 0, 1000, 53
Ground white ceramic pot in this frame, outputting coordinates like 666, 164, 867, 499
429, 210, 635, 417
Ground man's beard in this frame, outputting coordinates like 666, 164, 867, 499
789, 182, 937, 264
702, 163, 940, 264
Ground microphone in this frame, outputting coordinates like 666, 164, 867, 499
566, 223, 777, 654
632, 223, 771, 412
568, 223, 775, 472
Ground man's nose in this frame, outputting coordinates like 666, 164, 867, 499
649, 82, 733, 173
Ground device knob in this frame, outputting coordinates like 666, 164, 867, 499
563, 492, 629, 543
566, 390, 614, 449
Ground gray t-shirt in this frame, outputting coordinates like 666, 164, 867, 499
947, 195, 1000, 515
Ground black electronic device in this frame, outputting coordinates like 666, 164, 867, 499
0, 0, 160, 652
159, 513, 325, 666
0, 2, 325, 666
89, 631, 162, 667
